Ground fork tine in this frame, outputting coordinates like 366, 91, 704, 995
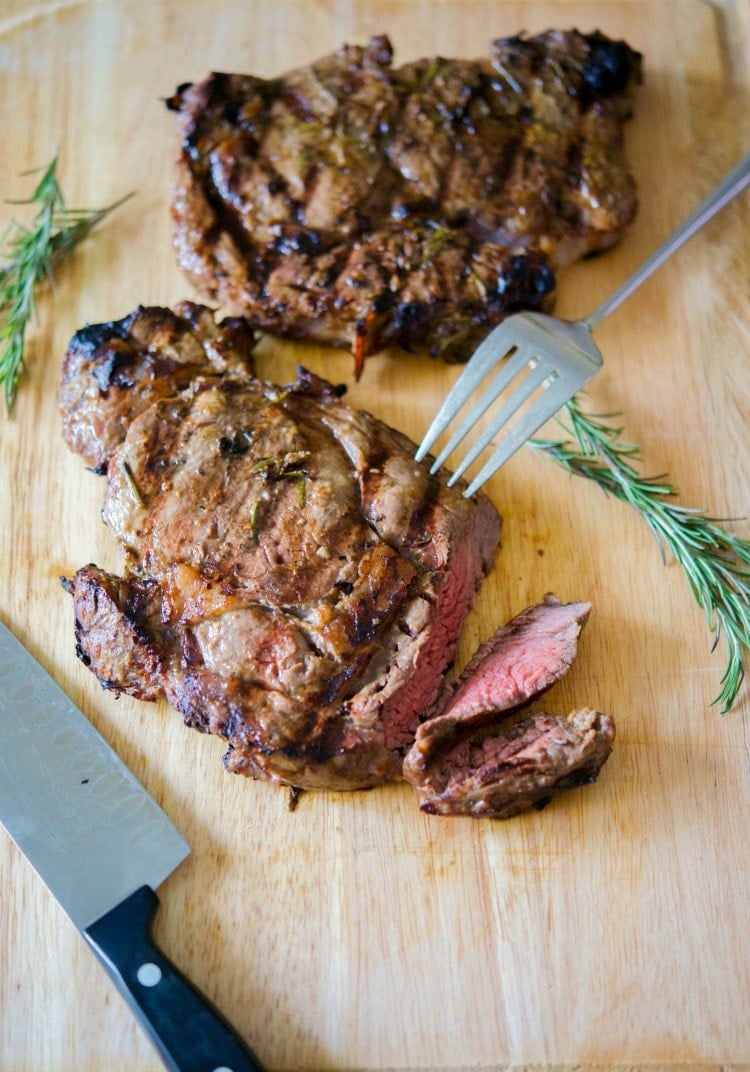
414, 321, 518, 462
458, 366, 591, 498
446, 359, 552, 485
428, 344, 537, 473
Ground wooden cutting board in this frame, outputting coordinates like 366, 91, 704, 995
0, 2, 748, 1069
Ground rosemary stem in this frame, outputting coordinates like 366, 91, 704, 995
0, 154, 131, 413
529, 396, 749, 713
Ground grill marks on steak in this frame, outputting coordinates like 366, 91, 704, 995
403, 597, 615, 817
60, 305, 501, 791
58, 301, 258, 472
168, 30, 641, 373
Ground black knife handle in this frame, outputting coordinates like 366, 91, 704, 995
83, 886, 265, 1072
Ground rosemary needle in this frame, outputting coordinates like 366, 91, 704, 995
529, 395, 750, 713
0, 154, 132, 413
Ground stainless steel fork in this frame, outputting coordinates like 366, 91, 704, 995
416, 151, 750, 498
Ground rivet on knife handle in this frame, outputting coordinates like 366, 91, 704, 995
83, 885, 265, 1072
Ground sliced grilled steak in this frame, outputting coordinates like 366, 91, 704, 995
60, 307, 613, 814
403, 597, 615, 817
60, 305, 501, 791
168, 30, 641, 374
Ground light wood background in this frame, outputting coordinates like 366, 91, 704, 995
0, 2, 748, 1070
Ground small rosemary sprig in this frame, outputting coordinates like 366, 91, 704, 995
529, 396, 750, 712
0, 154, 132, 413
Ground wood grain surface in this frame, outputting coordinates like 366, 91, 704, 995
0, 2, 748, 1070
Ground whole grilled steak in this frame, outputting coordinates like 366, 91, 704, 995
60, 304, 501, 791
168, 30, 641, 375
403, 597, 615, 817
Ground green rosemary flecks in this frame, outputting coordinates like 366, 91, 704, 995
422, 224, 451, 262
248, 501, 261, 545
469, 269, 488, 298
529, 395, 750, 713
0, 154, 132, 413
121, 460, 144, 507
252, 450, 310, 483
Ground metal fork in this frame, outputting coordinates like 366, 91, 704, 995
416, 151, 750, 497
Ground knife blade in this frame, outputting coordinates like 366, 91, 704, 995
0, 619, 264, 1072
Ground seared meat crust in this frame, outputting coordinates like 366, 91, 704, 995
61, 305, 501, 790
58, 301, 258, 472
168, 30, 641, 373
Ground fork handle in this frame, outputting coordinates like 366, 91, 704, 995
584, 151, 750, 332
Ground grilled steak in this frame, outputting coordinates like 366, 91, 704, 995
60, 306, 613, 814
403, 597, 615, 817
168, 30, 641, 375
60, 304, 501, 791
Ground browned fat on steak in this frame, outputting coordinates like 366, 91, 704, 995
403, 597, 615, 817
59, 305, 614, 814
168, 30, 641, 375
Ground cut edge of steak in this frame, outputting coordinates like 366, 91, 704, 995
402, 595, 615, 817
168, 29, 641, 375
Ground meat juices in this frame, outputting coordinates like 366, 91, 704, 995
168, 30, 641, 374
59, 304, 614, 817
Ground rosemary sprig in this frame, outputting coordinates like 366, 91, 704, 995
529, 396, 750, 712
0, 154, 132, 413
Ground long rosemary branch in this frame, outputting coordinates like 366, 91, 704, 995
0, 155, 132, 413
529, 396, 750, 712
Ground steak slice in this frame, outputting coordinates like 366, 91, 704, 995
406, 708, 615, 819
168, 30, 641, 374
403, 596, 615, 817
60, 305, 501, 791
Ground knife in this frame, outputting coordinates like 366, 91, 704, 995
0, 619, 264, 1072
